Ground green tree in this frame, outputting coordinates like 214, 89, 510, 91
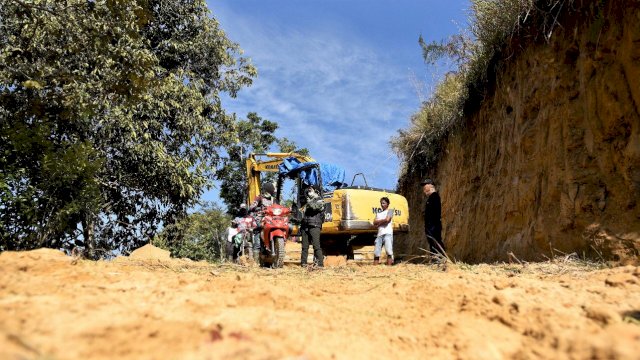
0, 0, 256, 257
277, 137, 310, 156
216, 112, 308, 214
153, 202, 229, 261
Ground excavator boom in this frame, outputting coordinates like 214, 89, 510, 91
246, 153, 314, 205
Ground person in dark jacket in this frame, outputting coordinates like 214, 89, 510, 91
300, 185, 324, 267
421, 179, 445, 257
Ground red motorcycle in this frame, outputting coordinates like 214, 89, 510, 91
258, 203, 291, 268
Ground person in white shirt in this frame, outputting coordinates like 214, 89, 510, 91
226, 222, 239, 262
372, 197, 394, 265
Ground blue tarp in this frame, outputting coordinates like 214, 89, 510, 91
278, 157, 346, 192
278, 156, 306, 174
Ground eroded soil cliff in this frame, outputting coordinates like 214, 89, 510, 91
399, 1, 640, 263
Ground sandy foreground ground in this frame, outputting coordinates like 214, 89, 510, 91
0, 246, 639, 360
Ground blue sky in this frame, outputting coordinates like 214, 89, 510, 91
203, 0, 471, 206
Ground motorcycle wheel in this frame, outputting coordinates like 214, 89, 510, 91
272, 236, 285, 268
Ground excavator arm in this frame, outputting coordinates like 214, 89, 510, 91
245, 152, 314, 205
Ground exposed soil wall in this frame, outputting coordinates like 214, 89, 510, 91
398, 1, 640, 264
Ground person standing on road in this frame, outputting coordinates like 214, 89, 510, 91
421, 179, 445, 258
232, 204, 255, 261
373, 197, 394, 265
226, 220, 239, 262
249, 183, 276, 261
249, 183, 275, 217
300, 185, 324, 268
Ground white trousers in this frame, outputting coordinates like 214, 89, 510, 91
374, 233, 393, 258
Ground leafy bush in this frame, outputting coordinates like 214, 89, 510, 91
153, 202, 230, 262
392, 73, 466, 175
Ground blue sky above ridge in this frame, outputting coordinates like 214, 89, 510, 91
204, 0, 471, 207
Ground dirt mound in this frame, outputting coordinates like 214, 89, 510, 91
0, 248, 68, 261
0, 248, 70, 275
0, 249, 638, 359
128, 244, 171, 260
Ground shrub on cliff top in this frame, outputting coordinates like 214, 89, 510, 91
392, 74, 466, 175
392, 0, 573, 177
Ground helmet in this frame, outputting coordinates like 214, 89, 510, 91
262, 182, 275, 196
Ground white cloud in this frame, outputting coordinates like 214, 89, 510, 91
215, 5, 421, 193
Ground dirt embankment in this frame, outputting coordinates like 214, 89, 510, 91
399, 1, 640, 263
1, 248, 639, 359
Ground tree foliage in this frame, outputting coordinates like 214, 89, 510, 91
216, 112, 308, 214
153, 202, 229, 262
0, 0, 256, 257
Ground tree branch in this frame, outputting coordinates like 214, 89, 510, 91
9, 0, 58, 15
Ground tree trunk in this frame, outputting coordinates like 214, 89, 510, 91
82, 214, 96, 260
218, 231, 225, 260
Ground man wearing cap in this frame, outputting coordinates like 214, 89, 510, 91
421, 179, 445, 258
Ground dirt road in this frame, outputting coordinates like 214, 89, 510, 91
1, 247, 639, 359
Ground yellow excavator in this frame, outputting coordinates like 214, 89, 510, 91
246, 152, 409, 264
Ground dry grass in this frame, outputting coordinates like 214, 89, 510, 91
450, 250, 607, 277
108, 243, 609, 284
398, 245, 607, 278
393, 0, 576, 177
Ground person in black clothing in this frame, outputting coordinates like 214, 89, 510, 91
300, 185, 324, 267
421, 178, 445, 257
